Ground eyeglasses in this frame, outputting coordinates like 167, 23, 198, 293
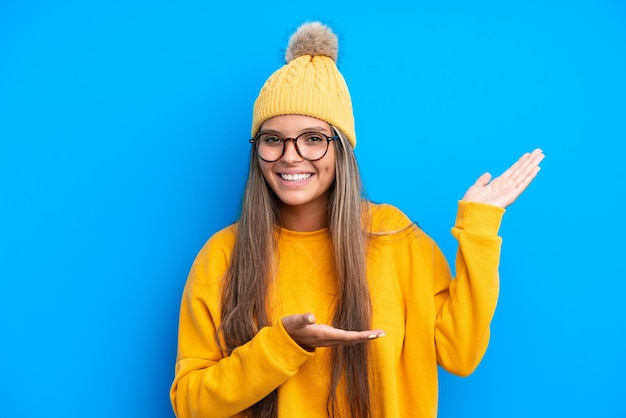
249, 131, 339, 162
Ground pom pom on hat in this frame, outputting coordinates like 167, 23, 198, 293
251, 21, 357, 148
285, 21, 338, 63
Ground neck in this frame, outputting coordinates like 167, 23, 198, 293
278, 201, 328, 232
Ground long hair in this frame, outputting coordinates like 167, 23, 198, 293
219, 127, 372, 418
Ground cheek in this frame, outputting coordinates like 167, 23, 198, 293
259, 161, 274, 182
323, 148, 337, 179
317, 157, 337, 189
325, 163, 336, 180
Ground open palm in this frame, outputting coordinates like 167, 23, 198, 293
462, 148, 545, 209
282, 313, 385, 351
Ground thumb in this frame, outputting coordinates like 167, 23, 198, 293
474, 172, 492, 186
300, 313, 316, 327
282, 313, 316, 330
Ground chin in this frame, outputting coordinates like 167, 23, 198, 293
275, 191, 329, 209
277, 195, 315, 207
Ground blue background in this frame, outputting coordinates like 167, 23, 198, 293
1, 1, 624, 417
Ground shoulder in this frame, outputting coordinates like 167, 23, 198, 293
190, 224, 237, 279
366, 202, 415, 234
209, 223, 237, 246
365, 202, 437, 251
198, 224, 236, 254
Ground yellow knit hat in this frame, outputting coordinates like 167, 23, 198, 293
251, 22, 357, 148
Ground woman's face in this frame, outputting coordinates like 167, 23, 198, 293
257, 114, 336, 213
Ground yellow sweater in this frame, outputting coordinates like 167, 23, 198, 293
171, 201, 504, 418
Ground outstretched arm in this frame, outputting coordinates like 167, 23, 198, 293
435, 149, 544, 374
461, 148, 544, 208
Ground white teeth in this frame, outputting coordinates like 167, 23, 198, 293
281, 173, 312, 181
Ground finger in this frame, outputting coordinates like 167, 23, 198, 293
514, 165, 542, 194
514, 149, 544, 175
345, 329, 386, 339
303, 313, 316, 325
510, 150, 544, 185
497, 152, 542, 194
332, 329, 387, 344
296, 325, 387, 349
309, 325, 384, 342
501, 148, 543, 180
473, 172, 492, 186
511, 149, 544, 175
499, 150, 532, 178
367, 330, 387, 339
499, 164, 541, 206
282, 313, 316, 332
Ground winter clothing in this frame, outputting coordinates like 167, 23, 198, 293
171, 201, 504, 418
251, 22, 356, 148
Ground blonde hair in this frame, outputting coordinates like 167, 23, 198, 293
219, 128, 373, 418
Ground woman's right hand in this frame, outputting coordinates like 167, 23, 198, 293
281, 313, 386, 352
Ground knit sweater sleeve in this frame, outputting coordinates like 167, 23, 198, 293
170, 229, 314, 418
434, 201, 504, 376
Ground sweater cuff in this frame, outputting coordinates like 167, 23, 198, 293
255, 321, 314, 374
454, 201, 505, 235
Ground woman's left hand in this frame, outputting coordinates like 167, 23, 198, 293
461, 148, 545, 209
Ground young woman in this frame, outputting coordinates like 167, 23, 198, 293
170, 22, 544, 418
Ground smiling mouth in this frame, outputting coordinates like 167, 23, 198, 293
280, 173, 313, 181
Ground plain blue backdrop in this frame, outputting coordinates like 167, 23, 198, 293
1, 1, 624, 417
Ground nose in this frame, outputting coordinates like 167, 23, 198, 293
280, 139, 303, 163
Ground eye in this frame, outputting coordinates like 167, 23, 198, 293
261, 135, 283, 144
303, 133, 325, 143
